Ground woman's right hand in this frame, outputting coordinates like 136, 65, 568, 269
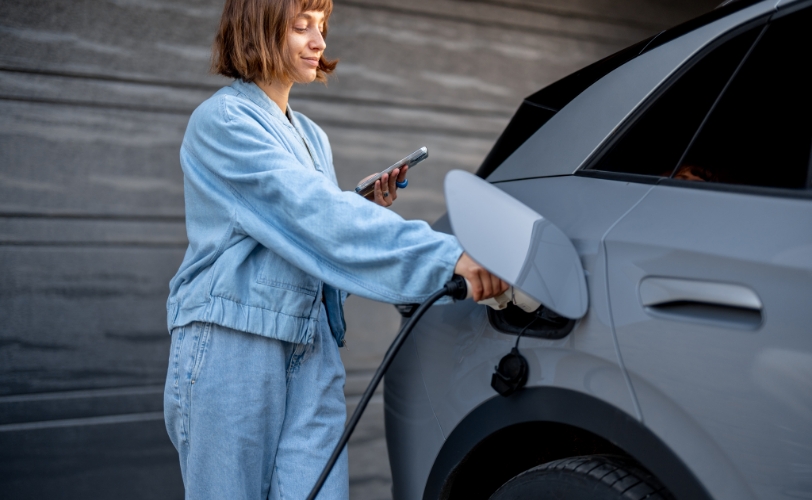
454, 252, 509, 302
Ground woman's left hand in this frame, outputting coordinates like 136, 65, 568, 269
367, 165, 408, 207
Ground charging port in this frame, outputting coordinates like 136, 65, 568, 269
488, 303, 575, 339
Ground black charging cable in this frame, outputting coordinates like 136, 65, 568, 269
514, 315, 536, 349
306, 275, 469, 500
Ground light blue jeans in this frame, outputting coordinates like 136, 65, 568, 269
164, 304, 348, 499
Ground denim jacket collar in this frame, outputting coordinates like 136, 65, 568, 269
230, 80, 319, 170
231, 80, 287, 121
230, 81, 298, 130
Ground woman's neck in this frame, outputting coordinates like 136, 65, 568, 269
256, 79, 293, 114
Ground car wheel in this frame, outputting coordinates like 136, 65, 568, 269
489, 455, 673, 500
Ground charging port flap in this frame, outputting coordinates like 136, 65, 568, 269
445, 170, 588, 320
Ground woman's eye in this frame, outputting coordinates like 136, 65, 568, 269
294, 26, 307, 32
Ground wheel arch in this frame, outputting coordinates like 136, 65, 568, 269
423, 387, 711, 500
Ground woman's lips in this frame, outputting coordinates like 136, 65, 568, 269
302, 57, 319, 67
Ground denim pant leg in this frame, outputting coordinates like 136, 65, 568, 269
164, 321, 290, 499
163, 305, 348, 500
269, 304, 349, 500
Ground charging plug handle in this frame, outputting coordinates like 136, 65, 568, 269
445, 274, 470, 301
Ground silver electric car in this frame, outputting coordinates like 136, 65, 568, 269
384, 0, 812, 499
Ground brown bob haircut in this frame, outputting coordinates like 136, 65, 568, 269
212, 0, 337, 84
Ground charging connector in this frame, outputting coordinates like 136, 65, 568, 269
479, 286, 541, 313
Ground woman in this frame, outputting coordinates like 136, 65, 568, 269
163, 0, 507, 498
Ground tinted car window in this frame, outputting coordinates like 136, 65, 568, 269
677, 6, 812, 189
585, 26, 761, 177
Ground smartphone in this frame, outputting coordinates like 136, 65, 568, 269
355, 147, 428, 198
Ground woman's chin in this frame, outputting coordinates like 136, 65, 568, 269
294, 69, 318, 84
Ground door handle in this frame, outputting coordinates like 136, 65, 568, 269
640, 277, 762, 310
639, 277, 762, 329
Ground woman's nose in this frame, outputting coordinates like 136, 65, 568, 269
310, 31, 326, 50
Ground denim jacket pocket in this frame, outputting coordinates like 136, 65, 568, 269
256, 248, 319, 296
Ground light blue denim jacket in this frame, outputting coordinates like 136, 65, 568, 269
167, 80, 463, 346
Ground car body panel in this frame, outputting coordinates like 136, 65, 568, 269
487, 0, 774, 183
605, 184, 812, 499
412, 303, 634, 439
384, 330, 447, 500
622, 374, 760, 500
385, 175, 653, 498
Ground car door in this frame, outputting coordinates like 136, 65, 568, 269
593, 5, 812, 500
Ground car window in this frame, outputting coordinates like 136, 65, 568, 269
584, 26, 761, 178
676, 5, 812, 190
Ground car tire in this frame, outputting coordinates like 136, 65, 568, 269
489, 455, 673, 500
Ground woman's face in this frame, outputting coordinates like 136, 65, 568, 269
288, 10, 327, 83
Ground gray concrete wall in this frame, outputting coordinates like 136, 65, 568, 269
0, 0, 716, 498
